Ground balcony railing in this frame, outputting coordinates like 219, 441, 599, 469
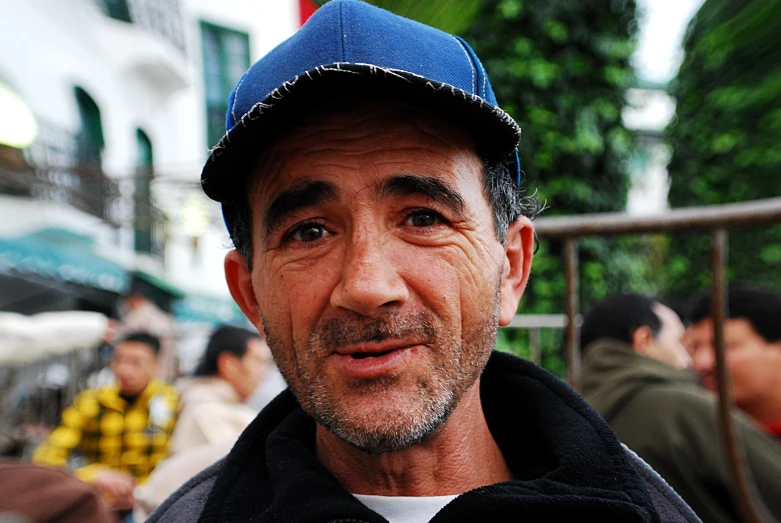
94, 0, 185, 53
0, 153, 120, 227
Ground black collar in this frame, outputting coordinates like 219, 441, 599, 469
198, 351, 659, 523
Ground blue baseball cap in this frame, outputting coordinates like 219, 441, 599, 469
201, 0, 522, 215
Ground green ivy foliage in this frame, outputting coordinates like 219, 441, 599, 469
313, 0, 486, 35
665, 0, 781, 299
464, 0, 639, 369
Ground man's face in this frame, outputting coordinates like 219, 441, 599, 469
226, 100, 532, 453
226, 337, 273, 400
111, 341, 158, 396
644, 303, 691, 370
689, 318, 781, 407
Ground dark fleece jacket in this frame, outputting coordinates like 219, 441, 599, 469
150, 351, 700, 522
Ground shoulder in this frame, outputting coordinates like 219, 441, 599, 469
623, 382, 716, 426
72, 387, 107, 413
148, 380, 180, 403
146, 459, 223, 523
624, 446, 702, 523
614, 382, 722, 459
71, 387, 100, 404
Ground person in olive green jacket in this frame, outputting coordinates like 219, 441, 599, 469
580, 293, 781, 523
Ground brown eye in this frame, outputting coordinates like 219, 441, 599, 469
292, 223, 328, 242
406, 211, 440, 227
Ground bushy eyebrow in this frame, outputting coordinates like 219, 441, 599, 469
378, 174, 465, 218
263, 180, 337, 236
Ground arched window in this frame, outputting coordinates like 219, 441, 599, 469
134, 128, 154, 254
73, 87, 104, 166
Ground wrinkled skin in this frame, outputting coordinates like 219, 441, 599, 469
226, 99, 534, 494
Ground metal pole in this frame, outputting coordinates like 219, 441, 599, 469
529, 328, 541, 365
711, 229, 774, 523
564, 238, 581, 392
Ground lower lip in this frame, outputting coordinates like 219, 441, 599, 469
331, 346, 419, 380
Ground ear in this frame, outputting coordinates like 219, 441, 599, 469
216, 351, 239, 381
631, 326, 653, 353
225, 250, 261, 326
499, 217, 535, 326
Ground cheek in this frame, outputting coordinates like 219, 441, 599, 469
254, 258, 342, 342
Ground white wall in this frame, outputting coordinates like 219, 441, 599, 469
159, 0, 299, 295
0, 0, 300, 299
622, 88, 676, 216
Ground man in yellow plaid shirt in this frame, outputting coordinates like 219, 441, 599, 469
34, 331, 178, 512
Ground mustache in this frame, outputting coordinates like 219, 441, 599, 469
313, 310, 438, 350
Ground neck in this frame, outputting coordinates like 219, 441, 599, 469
315, 379, 512, 496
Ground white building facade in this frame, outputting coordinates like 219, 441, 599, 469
0, 0, 302, 318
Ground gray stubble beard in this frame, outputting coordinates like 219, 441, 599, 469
262, 284, 501, 455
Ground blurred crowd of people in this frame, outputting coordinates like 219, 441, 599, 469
580, 286, 781, 523
2, 282, 781, 522
0, 286, 281, 522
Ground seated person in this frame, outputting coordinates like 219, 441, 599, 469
580, 293, 781, 523
134, 325, 271, 519
167, 325, 272, 454
33, 332, 178, 512
688, 285, 781, 440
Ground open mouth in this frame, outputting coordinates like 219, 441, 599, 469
350, 349, 395, 359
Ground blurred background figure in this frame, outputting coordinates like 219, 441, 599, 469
687, 285, 781, 441
580, 293, 781, 523
32, 332, 178, 517
116, 284, 176, 383
134, 325, 272, 519
0, 310, 113, 457
168, 325, 271, 454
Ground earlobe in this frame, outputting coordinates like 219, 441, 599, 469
632, 326, 652, 352
498, 217, 535, 326
225, 250, 261, 325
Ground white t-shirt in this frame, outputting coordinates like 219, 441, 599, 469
353, 493, 459, 523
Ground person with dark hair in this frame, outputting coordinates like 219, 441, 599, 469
581, 293, 781, 523
133, 325, 272, 519
150, 2, 697, 522
116, 284, 176, 382
33, 331, 178, 515
168, 325, 271, 454
688, 285, 781, 439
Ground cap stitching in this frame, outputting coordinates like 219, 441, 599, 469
451, 35, 475, 94
338, 1, 346, 62
231, 72, 248, 127
208, 63, 520, 162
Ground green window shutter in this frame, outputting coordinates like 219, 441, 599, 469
74, 87, 104, 165
134, 129, 154, 254
200, 22, 250, 148
102, 0, 132, 23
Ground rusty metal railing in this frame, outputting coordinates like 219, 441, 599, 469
533, 196, 781, 523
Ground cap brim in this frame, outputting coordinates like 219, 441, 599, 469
201, 63, 520, 204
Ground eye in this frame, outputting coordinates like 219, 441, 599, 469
405, 210, 441, 228
289, 222, 330, 242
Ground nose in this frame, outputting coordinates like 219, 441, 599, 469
691, 344, 715, 377
330, 232, 409, 316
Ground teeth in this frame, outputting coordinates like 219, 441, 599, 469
351, 350, 393, 359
